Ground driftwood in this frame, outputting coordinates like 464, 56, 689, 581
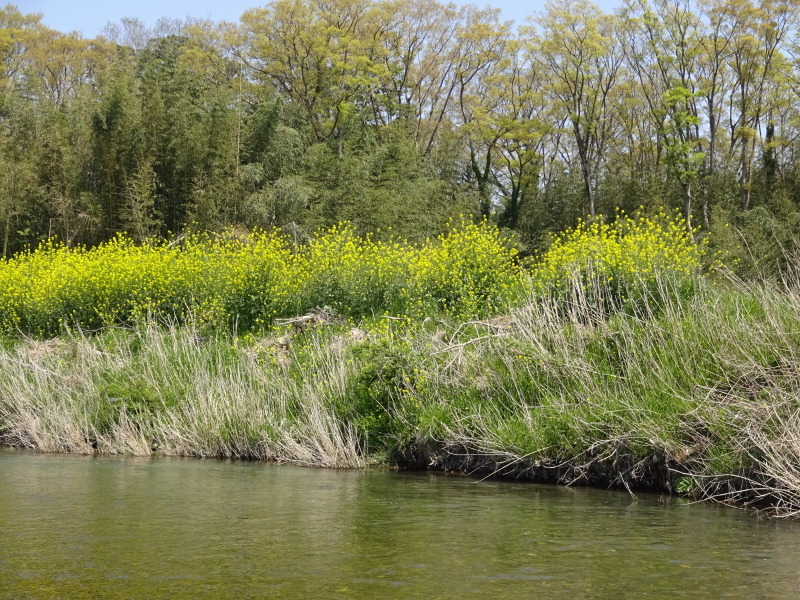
275, 307, 339, 332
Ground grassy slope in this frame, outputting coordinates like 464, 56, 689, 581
2, 276, 800, 516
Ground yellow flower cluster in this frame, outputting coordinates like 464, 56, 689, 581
0, 221, 519, 336
297, 220, 519, 318
0, 231, 298, 335
531, 210, 705, 309
403, 219, 520, 315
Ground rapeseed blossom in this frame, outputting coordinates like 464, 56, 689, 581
530, 210, 706, 311
0, 221, 519, 336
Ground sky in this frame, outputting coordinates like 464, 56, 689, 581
22, 0, 623, 38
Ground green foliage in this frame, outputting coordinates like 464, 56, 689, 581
94, 375, 172, 435
708, 206, 800, 280
673, 476, 695, 494
343, 339, 413, 444
661, 87, 705, 187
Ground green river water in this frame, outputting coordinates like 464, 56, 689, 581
2, 450, 800, 599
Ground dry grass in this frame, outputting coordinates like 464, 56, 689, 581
391, 273, 800, 516
0, 325, 364, 468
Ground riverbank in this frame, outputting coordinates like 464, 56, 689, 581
2, 274, 800, 517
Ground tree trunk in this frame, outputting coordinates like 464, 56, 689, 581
740, 143, 752, 211
764, 122, 777, 201
683, 182, 693, 239
575, 129, 595, 217
703, 106, 716, 229
470, 147, 493, 219
500, 182, 522, 230
2, 215, 9, 258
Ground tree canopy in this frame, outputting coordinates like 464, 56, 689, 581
1, 0, 799, 273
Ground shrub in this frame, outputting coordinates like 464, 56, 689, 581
403, 219, 520, 317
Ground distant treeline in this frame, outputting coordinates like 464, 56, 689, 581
1, 0, 799, 273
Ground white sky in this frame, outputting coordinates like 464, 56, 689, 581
22, 0, 623, 38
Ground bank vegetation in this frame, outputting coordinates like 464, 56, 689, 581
3, 216, 800, 518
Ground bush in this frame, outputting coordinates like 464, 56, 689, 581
402, 219, 520, 317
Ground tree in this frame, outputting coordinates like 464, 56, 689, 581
123, 156, 159, 241
0, 5, 44, 92
0, 115, 38, 256
621, 0, 704, 229
459, 39, 550, 227
662, 86, 706, 233
378, 1, 509, 157
725, 0, 796, 210
90, 60, 140, 236
240, 0, 390, 146
533, 0, 622, 217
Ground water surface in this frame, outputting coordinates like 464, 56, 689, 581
2, 450, 799, 599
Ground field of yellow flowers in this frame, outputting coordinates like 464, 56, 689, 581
529, 209, 708, 313
0, 214, 704, 338
0, 221, 521, 337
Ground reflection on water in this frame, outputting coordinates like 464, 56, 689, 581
2, 450, 800, 599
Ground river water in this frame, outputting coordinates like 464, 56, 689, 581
2, 450, 800, 599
